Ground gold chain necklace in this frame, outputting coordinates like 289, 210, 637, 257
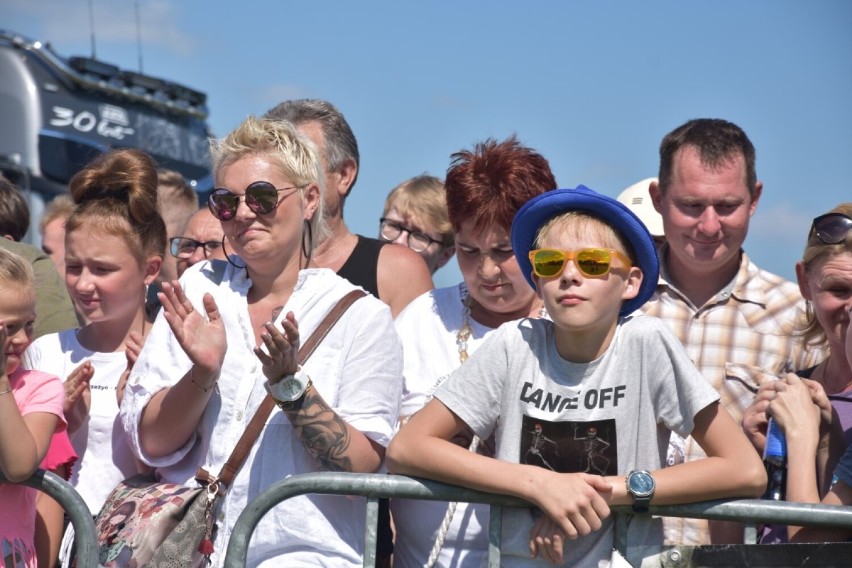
456, 283, 547, 363
457, 285, 473, 363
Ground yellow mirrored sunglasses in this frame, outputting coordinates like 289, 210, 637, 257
528, 248, 632, 278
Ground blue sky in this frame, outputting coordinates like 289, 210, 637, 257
3, 1, 850, 288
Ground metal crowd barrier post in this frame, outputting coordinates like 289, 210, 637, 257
1, 468, 98, 567
223, 472, 852, 567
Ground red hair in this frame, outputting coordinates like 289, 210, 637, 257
445, 136, 556, 233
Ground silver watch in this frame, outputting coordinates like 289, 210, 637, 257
626, 470, 655, 513
265, 368, 312, 410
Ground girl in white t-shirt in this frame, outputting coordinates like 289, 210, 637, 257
23, 149, 165, 561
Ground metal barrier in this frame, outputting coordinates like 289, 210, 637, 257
0, 468, 98, 567
223, 472, 852, 568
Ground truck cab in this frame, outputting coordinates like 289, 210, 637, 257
0, 29, 213, 245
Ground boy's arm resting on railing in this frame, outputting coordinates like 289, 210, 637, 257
604, 402, 766, 506
389, 399, 765, 505
387, 400, 613, 545
388, 397, 766, 562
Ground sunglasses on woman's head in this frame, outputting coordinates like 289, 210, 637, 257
207, 181, 304, 221
811, 213, 852, 245
528, 248, 633, 278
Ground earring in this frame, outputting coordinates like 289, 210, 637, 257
301, 219, 314, 267
221, 234, 247, 270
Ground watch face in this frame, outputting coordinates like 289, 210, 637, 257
271, 376, 305, 402
628, 471, 655, 497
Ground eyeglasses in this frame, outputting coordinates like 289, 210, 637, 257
528, 248, 632, 278
208, 181, 304, 221
169, 237, 223, 259
811, 213, 852, 245
379, 218, 443, 253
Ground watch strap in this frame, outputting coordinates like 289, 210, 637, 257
632, 494, 651, 514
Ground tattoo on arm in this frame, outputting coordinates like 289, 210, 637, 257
285, 390, 353, 472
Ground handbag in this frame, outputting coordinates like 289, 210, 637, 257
93, 290, 366, 567
93, 474, 212, 568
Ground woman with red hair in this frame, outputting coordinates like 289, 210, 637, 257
390, 136, 557, 568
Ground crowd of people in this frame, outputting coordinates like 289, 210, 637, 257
0, 103, 849, 568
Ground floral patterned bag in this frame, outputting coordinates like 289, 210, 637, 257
94, 473, 215, 568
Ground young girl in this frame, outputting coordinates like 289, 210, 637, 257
0, 248, 65, 568
23, 148, 166, 561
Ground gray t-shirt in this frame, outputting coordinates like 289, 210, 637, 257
435, 313, 719, 567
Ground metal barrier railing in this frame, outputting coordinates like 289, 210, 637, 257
9, 468, 850, 567
223, 472, 852, 568
0, 468, 98, 568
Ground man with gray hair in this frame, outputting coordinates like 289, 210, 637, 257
265, 99, 433, 318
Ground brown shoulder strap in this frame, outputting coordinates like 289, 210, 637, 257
209, 289, 367, 489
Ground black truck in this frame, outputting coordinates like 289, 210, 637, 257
0, 29, 213, 244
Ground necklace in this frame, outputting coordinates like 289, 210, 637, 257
456, 283, 547, 364
457, 285, 473, 363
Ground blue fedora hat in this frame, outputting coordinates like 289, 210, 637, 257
511, 185, 660, 315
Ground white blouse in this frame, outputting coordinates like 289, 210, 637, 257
120, 261, 403, 567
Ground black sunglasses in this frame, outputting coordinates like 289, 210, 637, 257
169, 237, 223, 259
208, 181, 304, 221
378, 217, 442, 252
811, 213, 852, 245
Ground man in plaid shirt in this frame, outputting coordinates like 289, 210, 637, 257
642, 118, 824, 545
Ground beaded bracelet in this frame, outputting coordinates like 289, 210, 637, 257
0, 388, 13, 396
189, 369, 216, 393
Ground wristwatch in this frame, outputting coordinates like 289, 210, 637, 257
265, 367, 312, 410
626, 470, 655, 513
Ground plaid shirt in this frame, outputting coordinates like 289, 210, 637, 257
640, 246, 825, 546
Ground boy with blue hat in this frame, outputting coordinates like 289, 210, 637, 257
388, 185, 766, 566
